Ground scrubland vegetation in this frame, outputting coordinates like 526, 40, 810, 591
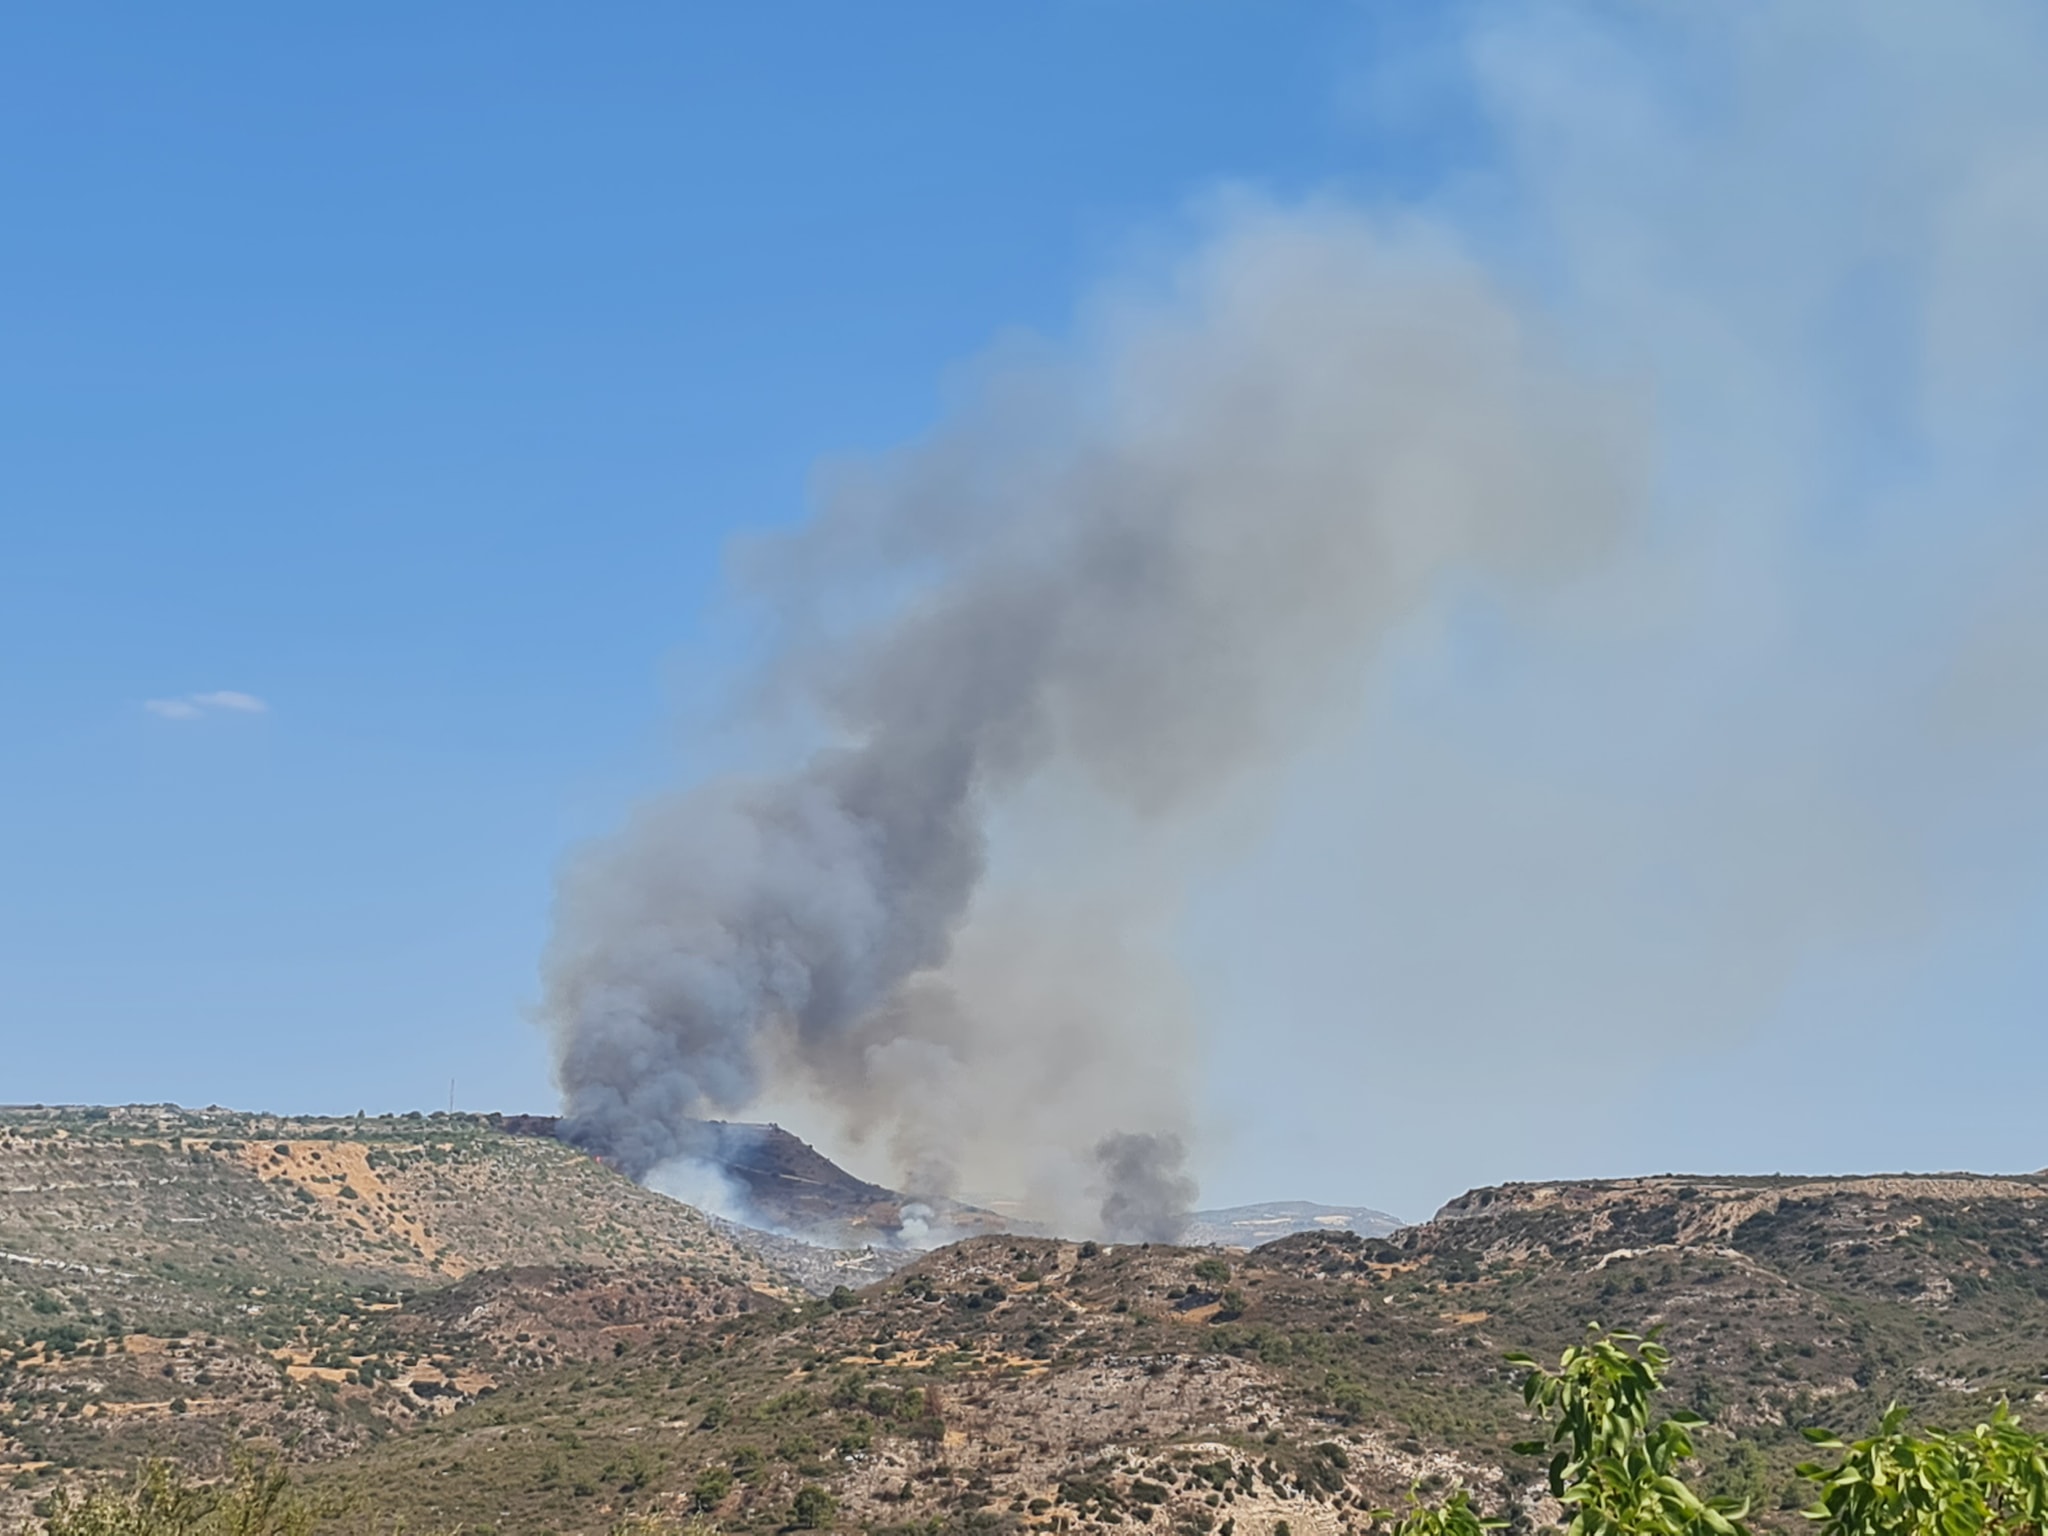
6, 1108, 2048, 1536
25, 1330, 2048, 1536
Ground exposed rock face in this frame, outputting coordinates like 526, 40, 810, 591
1427, 1172, 2048, 1260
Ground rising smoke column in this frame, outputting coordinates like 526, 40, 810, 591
1093, 1133, 1200, 1243
542, 201, 1640, 1234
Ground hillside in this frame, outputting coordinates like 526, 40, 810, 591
0, 1103, 833, 1518
0, 1105, 792, 1312
7, 1114, 2048, 1536
288, 1168, 2048, 1534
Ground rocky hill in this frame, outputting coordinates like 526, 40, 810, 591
0, 1104, 791, 1308
501, 1113, 1014, 1248
281, 1168, 2048, 1535
6, 1108, 2048, 1536
0, 1103, 834, 1519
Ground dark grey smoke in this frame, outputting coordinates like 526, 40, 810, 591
542, 201, 1637, 1233
1093, 1132, 1198, 1243
549, 750, 979, 1182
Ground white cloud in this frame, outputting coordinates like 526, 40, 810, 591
189, 690, 267, 714
142, 690, 269, 721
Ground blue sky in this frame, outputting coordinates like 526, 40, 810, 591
1, 3, 1381, 1104
6, 4, 2048, 1222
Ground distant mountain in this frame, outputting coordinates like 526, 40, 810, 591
1183, 1198, 1404, 1245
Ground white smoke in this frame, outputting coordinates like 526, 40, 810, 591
547, 1, 2048, 1228
543, 197, 1640, 1233
642, 1154, 756, 1229
1191, 0, 2048, 1214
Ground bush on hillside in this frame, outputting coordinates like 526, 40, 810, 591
34, 1459, 315, 1536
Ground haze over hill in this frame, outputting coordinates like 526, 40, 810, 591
497, 1113, 1401, 1252
1182, 1203, 1404, 1247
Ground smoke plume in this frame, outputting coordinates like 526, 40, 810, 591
542, 200, 1639, 1234
1172, 3, 2048, 1218
1093, 1133, 1199, 1244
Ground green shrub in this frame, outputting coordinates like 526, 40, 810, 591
1796, 1402, 2048, 1536
792, 1483, 837, 1529
690, 1466, 733, 1511
1390, 1330, 2048, 1536
32, 1459, 317, 1536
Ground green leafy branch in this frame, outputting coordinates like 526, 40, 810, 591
1506, 1328, 1750, 1536
1797, 1401, 2048, 1536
